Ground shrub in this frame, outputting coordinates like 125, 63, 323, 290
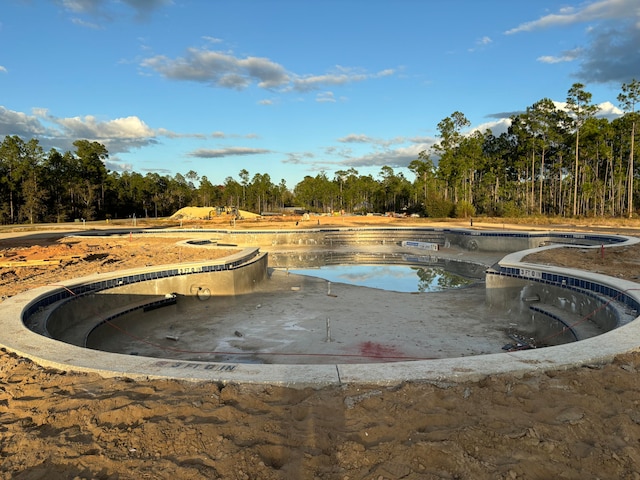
454, 200, 476, 218
425, 197, 455, 218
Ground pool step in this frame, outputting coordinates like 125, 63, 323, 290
529, 303, 604, 341
324, 230, 445, 247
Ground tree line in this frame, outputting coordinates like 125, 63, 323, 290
0, 81, 638, 224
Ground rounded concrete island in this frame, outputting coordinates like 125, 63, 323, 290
1, 227, 639, 388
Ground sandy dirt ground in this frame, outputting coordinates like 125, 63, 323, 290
2, 216, 640, 479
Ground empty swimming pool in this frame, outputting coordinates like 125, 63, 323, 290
6, 227, 638, 387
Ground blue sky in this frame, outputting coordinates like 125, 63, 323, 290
1, 0, 638, 188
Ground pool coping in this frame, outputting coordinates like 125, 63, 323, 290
1, 229, 639, 388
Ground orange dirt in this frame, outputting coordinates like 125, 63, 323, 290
1, 219, 640, 479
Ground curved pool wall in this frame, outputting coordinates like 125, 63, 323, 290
486, 245, 640, 343
23, 247, 268, 345
125, 226, 627, 251
1, 227, 639, 388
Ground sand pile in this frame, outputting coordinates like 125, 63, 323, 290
170, 207, 260, 220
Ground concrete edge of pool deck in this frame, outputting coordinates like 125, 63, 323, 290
2, 230, 640, 388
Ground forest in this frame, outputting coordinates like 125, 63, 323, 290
0, 81, 637, 224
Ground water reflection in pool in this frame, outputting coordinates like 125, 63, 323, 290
287, 264, 474, 292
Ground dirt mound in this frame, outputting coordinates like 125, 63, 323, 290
2, 347, 640, 479
170, 206, 260, 220
0, 236, 238, 298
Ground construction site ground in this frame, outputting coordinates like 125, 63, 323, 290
2, 215, 640, 479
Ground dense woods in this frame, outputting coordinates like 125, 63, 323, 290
0, 81, 638, 224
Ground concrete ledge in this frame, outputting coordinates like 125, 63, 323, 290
125, 227, 628, 251
1, 230, 640, 388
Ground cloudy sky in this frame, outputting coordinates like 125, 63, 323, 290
1, 0, 638, 186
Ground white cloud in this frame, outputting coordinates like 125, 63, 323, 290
155, 128, 205, 139
279, 134, 435, 173
596, 100, 624, 119
142, 49, 395, 93
0, 105, 274, 168
482, 100, 622, 133
537, 56, 569, 64
0, 66, 7, 73
105, 160, 133, 172
60, 0, 172, 21
71, 17, 102, 29
0, 106, 48, 137
505, 0, 636, 34
61, 0, 97, 14
292, 72, 362, 92
316, 92, 336, 103
55, 115, 155, 139
202, 36, 223, 44
0, 106, 166, 154
51, 114, 160, 153
338, 134, 377, 144
292, 66, 395, 92
470, 118, 512, 136
537, 48, 582, 64
282, 152, 315, 165
324, 145, 353, 157
208, 131, 260, 139
337, 134, 411, 148
505, 0, 640, 84
188, 147, 271, 158
340, 144, 429, 169
141, 48, 289, 90
525, 100, 623, 120
468, 36, 493, 53
32, 107, 49, 117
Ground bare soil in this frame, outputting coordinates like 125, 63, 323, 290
2, 218, 640, 479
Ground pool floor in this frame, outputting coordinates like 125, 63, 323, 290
87, 270, 517, 364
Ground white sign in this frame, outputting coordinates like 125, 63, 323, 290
401, 240, 439, 251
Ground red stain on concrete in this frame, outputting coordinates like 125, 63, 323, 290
358, 341, 403, 359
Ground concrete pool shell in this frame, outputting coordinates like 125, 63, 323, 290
2, 227, 640, 388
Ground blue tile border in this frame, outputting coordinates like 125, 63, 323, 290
22, 248, 262, 326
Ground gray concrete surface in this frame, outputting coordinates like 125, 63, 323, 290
87, 271, 511, 364
1, 229, 640, 388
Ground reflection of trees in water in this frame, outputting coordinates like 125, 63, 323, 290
414, 267, 471, 292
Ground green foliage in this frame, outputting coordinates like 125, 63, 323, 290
496, 201, 526, 218
1, 81, 639, 223
424, 197, 454, 218
454, 200, 476, 218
